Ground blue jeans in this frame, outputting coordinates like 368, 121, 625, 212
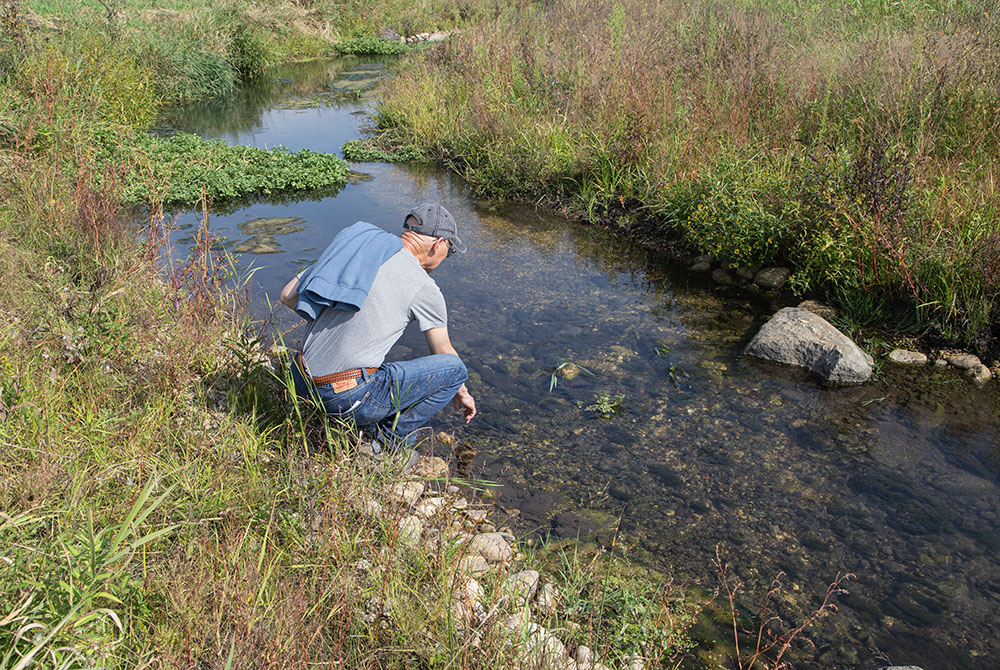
291, 354, 468, 447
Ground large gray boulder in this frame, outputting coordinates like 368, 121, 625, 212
744, 307, 873, 384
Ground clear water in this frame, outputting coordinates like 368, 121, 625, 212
159, 58, 1000, 669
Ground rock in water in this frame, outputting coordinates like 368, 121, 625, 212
888, 349, 927, 365
744, 307, 873, 384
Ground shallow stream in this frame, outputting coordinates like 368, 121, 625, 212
160, 58, 1000, 669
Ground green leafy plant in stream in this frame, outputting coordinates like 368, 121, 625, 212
106, 132, 350, 207
584, 392, 624, 418
549, 361, 595, 391
335, 35, 408, 56
342, 137, 425, 163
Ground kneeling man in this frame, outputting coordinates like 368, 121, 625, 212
280, 203, 476, 449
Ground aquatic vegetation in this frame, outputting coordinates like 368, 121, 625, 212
335, 35, 408, 56
585, 392, 625, 418
342, 136, 425, 162
548, 360, 595, 391
111, 132, 350, 207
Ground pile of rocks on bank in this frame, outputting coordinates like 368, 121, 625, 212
689, 256, 791, 292
361, 448, 634, 670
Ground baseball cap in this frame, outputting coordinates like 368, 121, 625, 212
402, 203, 467, 256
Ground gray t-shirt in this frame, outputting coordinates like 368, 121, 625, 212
300, 249, 446, 376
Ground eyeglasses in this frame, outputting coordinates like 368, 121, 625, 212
439, 237, 455, 258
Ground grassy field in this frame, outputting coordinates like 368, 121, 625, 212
375, 0, 1000, 354
0, 2, 716, 668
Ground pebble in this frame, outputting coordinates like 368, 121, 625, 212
398, 515, 423, 546
452, 497, 469, 510
468, 532, 513, 562
414, 496, 446, 519
947, 353, 982, 370
966, 364, 992, 383
503, 569, 540, 606
888, 349, 927, 365
391, 481, 425, 506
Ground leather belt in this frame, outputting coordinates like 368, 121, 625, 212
296, 352, 377, 386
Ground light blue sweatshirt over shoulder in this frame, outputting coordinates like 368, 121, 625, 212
294, 221, 403, 321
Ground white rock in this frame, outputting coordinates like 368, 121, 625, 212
414, 496, 446, 519
535, 582, 558, 610
947, 353, 982, 370
452, 497, 469, 510
468, 532, 513, 562
504, 570, 540, 606
391, 481, 424, 506
457, 554, 490, 576
574, 645, 592, 667
629, 654, 646, 670
398, 515, 423, 546
888, 349, 927, 365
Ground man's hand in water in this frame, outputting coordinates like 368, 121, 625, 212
453, 385, 476, 423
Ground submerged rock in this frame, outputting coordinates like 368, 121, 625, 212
744, 307, 873, 384
967, 364, 992, 384
947, 353, 982, 370
888, 349, 927, 365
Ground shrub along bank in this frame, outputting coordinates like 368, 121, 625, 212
375, 0, 1000, 355
0, 3, 710, 669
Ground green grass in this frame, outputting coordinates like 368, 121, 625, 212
374, 0, 1000, 355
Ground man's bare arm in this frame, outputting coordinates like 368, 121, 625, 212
279, 276, 300, 309
424, 327, 476, 423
